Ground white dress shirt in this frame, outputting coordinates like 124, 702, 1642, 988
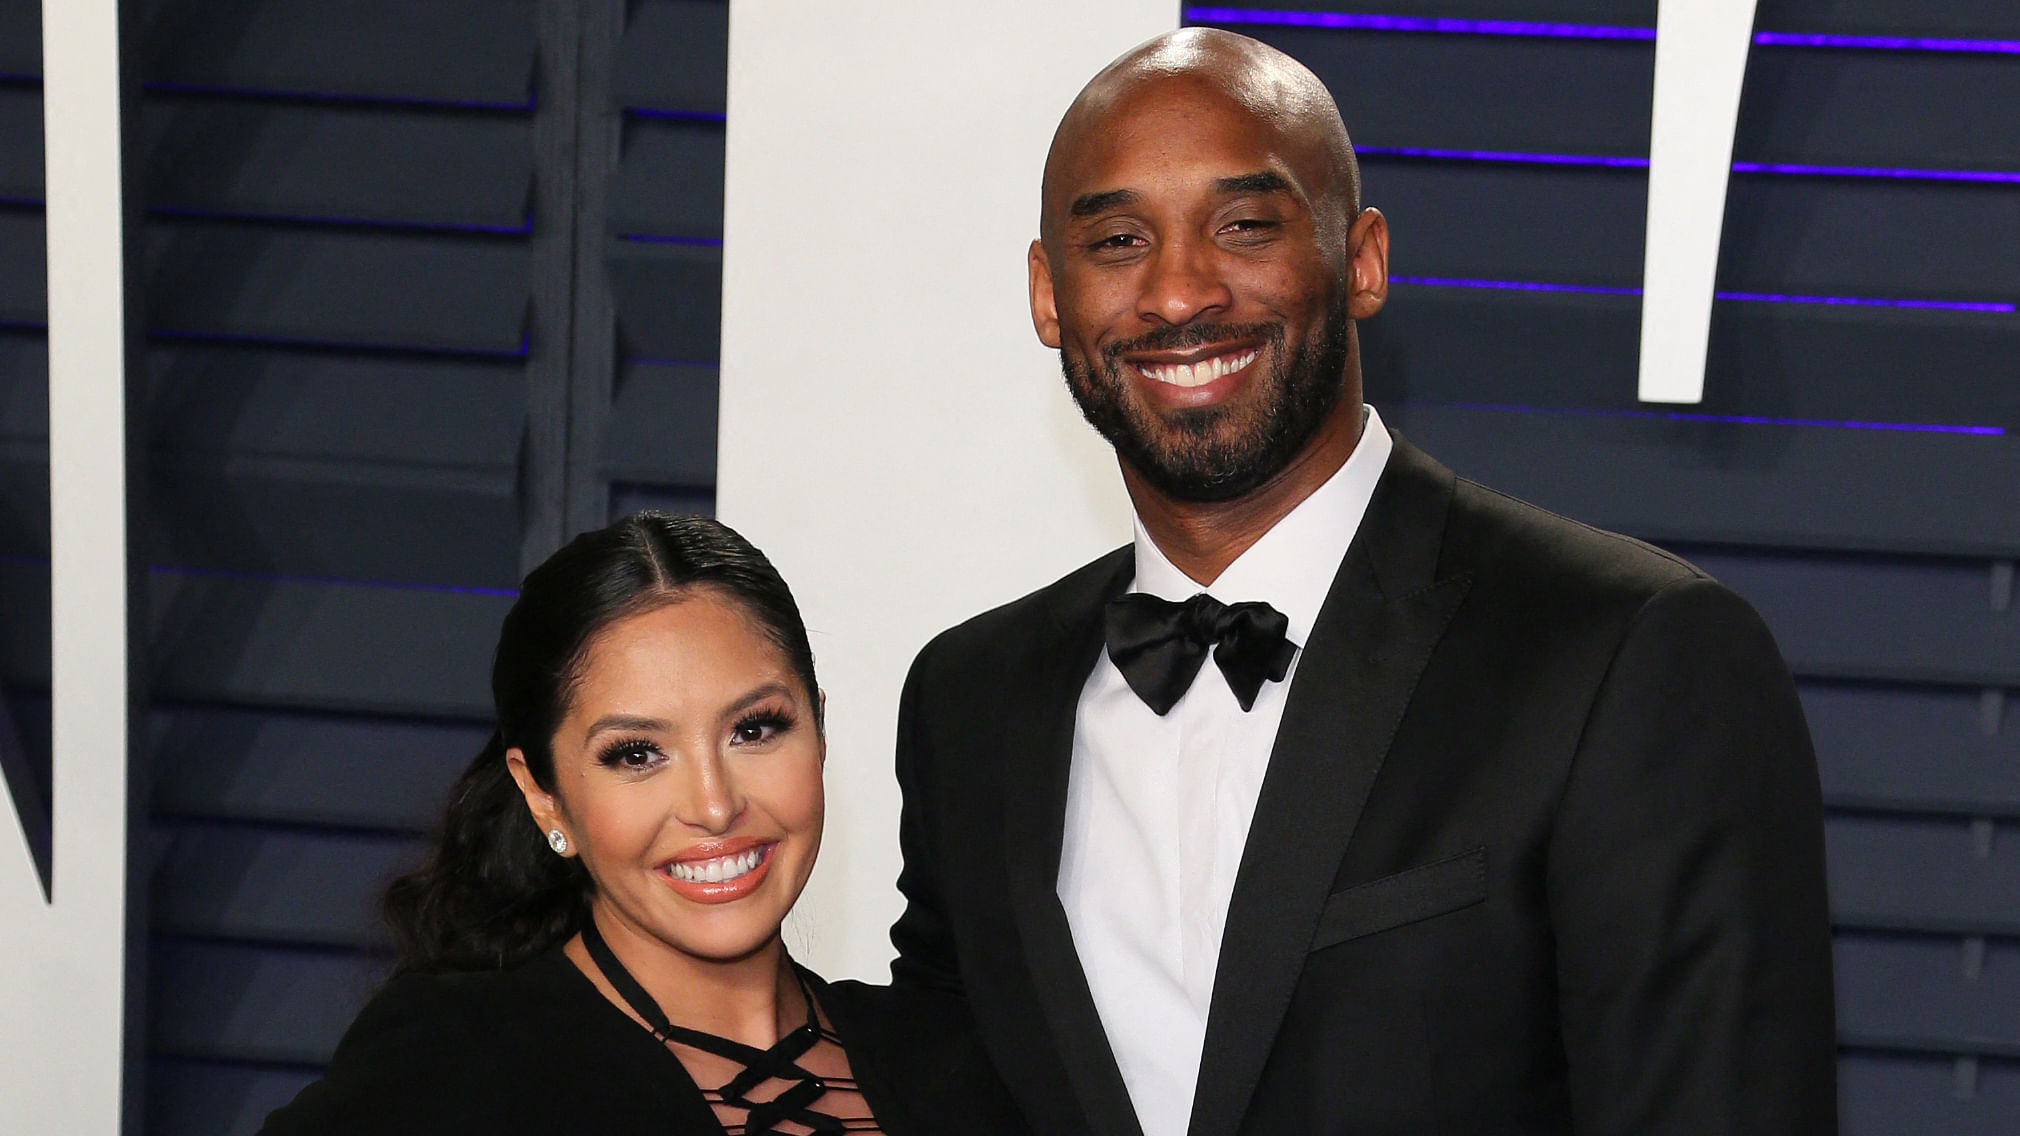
1056, 407, 1393, 1136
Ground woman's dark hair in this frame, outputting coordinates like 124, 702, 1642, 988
382, 512, 819, 974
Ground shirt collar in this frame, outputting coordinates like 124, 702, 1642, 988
1130, 405, 1393, 648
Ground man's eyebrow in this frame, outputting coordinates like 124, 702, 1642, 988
1069, 188, 1141, 219
1214, 170, 1294, 196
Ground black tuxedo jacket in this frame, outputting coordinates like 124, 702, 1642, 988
889, 433, 1837, 1136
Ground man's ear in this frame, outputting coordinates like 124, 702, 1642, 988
1346, 206, 1389, 321
1029, 239, 1062, 348
505, 747, 571, 855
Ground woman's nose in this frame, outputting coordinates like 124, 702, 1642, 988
671, 753, 745, 833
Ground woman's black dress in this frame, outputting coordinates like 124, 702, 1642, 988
255, 950, 1026, 1136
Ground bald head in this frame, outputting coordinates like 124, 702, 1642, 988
1040, 28, 1361, 249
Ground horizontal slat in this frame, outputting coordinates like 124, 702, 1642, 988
1720, 176, 2020, 301
148, 456, 521, 589
1840, 1051, 2020, 1136
603, 360, 715, 485
1367, 288, 2020, 430
143, 95, 531, 230
0, 208, 45, 323
150, 940, 382, 1065
1837, 932, 2020, 1056
1806, 683, 2020, 817
141, 0, 536, 106
0, 2, 35, 77
610, 117, 724, 238
151, 822, 424, 946
1827, 815, 2020, 936
1684, 549, 2018, 686
0, 334, 44, 435
147, 347, 524, 465
152, 704, 485, 831
1384, 402, 2020, 558
0, 87, 39, 197
0, 448, 46, 555
1236, 27, 1654, 156
0, 558, 48, 684
144, 221, 528, 354
149, 1056, 320, 1136
1369, 160, 2020, 300
1738, 50, 2020, 172
616, 0, 729, 114
608, 239, 721, 361
148, 571, 507, 716
1233, 24, 2020, 171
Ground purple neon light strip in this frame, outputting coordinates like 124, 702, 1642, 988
1752, 31, 2020, 55
1180, 8, 1653, 39
1391, 275, 2017, 312
1415, 399, 2005, 435
1362, 148, 2020, 183
1183, 8, 2020, 53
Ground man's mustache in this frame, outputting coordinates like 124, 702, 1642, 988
1100, 321, 1284, 366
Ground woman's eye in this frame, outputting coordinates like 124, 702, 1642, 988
604, 741, 661, 769
730, 713, 790, 746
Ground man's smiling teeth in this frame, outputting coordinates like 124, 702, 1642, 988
666, 847, 764, 884
1134, 348, 1258, 388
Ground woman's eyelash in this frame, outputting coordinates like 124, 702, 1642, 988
732, 709, 795, 741
595, 737, 662, 769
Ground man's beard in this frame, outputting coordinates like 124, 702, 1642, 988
1059, 293, 1354, 503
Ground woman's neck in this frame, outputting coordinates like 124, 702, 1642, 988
567, 907, 803, 1048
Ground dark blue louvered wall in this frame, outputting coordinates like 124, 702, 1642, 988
0, 0, 51, 894
1186, 2, 2020, 1133
0, 1, 727, 1133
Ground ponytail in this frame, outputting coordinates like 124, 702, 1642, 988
382, 731, 588, 974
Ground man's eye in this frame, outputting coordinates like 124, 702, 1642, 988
1092, 233, 1143, 250
1223, 218, 1277, 234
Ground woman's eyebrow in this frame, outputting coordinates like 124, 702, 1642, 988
581, 713, 669, 741
721, 681, 794, 718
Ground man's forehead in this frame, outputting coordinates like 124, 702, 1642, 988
1049, 83, 1315, 206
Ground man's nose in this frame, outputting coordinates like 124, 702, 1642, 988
1138, 238, 1233, 326
671, 753, 745, 833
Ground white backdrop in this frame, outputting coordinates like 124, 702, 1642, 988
716, 0, 1176, 980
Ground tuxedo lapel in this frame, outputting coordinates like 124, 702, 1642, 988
1188, 435, 1474, 1136
999, 548, 1148, 1136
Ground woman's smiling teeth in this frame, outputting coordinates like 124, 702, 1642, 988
1133, 348, 1258, 388
665, 847, 765, 883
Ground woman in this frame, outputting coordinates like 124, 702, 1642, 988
260, 513, 1022, 1136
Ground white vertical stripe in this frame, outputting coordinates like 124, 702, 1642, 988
0, 2, 131, 1132
1637, 0, 1758, 404
717, 0, 1173, 981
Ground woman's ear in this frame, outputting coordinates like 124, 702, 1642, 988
817, 689, 828, 763
505, 747, 569, 852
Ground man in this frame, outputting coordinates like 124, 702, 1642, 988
889, 28, 1836, 1136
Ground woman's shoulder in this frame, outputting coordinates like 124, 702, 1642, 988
815, 975, 1032, 1136
256, 953, 611, 1136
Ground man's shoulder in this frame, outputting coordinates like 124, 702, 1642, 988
914, 545, 1130, 671
1443, 472, 1708, 604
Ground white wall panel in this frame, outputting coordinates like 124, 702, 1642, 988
717, 0, 1175, 980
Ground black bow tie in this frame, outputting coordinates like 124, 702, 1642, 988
1103, 592, 1297, 715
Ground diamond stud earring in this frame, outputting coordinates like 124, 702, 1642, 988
547, 829, 569, 855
